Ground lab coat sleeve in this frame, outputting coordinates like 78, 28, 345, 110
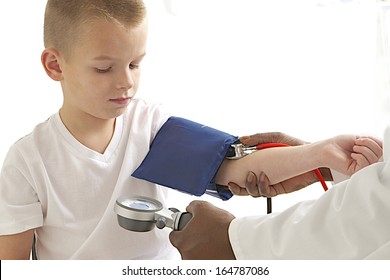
329, 169, 350, 184
229, 129, 390, 259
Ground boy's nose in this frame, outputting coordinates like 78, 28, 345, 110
118, 68, 135, 90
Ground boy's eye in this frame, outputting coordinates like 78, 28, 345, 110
129, 64, 140, 70
95, 67, 112, 73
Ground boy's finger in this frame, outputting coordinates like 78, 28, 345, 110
355, 137, 383, 159
351, 153, 369, 170
353, 145, 379, 164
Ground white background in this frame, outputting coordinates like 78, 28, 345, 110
0, 0, 385, 218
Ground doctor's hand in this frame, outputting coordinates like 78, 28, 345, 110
228, 169, 331, 197
238, 131, 307, 147
169, 200, 236, 260
227, 132, 333, 197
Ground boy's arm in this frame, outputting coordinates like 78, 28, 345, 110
216, 143, 321, 187
0, 229, 34, 260
216, 135, 383, 190
228, 132, 333, 197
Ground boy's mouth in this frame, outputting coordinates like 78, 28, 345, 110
109, 97, 131, 105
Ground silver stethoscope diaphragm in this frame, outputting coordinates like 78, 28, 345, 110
114, 196, 192, 232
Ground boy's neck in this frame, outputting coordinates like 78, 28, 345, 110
59, 108, 116, 154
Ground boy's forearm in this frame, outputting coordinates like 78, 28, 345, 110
215, 142, 324, 186
0, 230, 34, 260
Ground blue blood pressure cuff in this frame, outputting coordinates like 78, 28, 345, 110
132, 117, 238, 200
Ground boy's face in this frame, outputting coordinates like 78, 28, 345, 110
58, 18, 147, 121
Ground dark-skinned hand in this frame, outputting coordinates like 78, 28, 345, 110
169, 200, 236, 260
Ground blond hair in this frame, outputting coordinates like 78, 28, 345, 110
43, 0, 146, 58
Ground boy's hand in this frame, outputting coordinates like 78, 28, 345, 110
321, 135, 383, 176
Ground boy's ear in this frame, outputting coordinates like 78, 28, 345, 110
41, 48, 64, 81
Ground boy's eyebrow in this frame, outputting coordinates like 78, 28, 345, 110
92, 55, 116, 61
92, 53, 146, 61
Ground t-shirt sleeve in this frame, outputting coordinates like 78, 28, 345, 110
0, 144, 43, 235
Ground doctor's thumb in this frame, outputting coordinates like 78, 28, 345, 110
169, 230, 181, 248
169, 228, 193, 259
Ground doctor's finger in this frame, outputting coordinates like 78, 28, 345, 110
185, 200, 211, 214
169, 230, 181, 247
227, 182, 250, 196
228, 172, 262, 197
256, 171, 276, 197
240, 132, 306, 147
245, 172, 262, 197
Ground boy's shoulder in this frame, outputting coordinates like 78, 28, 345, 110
9, 99, 168, 155
11, 115, 55, 153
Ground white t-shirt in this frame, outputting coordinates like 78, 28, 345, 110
0, 99, 180, 259
229, 126, 390, 259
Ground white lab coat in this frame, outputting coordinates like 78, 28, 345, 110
229, 127, 390, 259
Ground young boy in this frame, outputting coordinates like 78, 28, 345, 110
0, 0, 382, 260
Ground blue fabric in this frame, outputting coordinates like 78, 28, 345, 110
132, 117, 238, 200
